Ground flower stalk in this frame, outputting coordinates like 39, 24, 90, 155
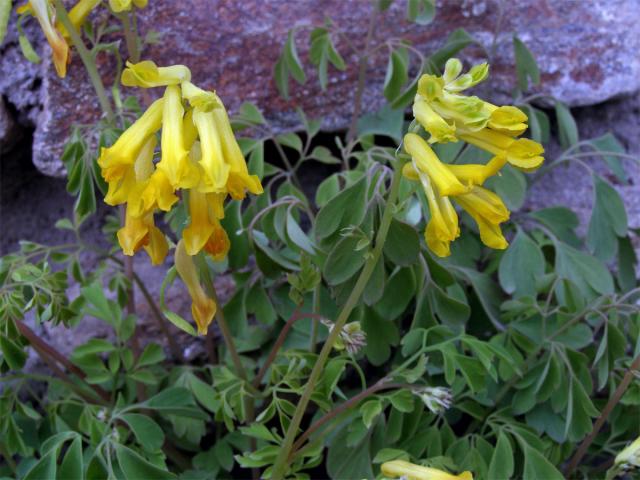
270, 163, 405, 479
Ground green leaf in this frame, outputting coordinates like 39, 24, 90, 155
374, 267, 416, 320
455, 354, 487, 393
363, 309, 399, 366
488, 431, 514, 480
429, 29, 474, 68
23, 451, 56, 480
498, 230, 545, 297
520, 442, 564, 480
617, 236, 638, 292
57, 436, 83, 480
19, 34, 41, 64
316, 176, 368, 239
360, 400, 382, 428
513, 36, 540, 90
383, 48, 409, 102
72, 338, 115, 357
274, 55, 289, 99
0, 0, 10, 44
357, 104, 404, 141
284, 30, 306, 84
121, 414, 165, 452
237, 102, 266, 125
276, 132, 303, 152
0, 334, 27, 370
160, 267, 197, 336
286, 212, 316, 254
326, 423, 374, 480
555, 242, 613, 296
309, 145, 341, 165
115, 444, 176, 479
587, 175, 627, 261
529, 207, 580, 246
485, 164, 527, 210
589, 132, 628, 183
137, 343, 165, 368
383, 218, 420, 266
323, 235, 367, 286
555, 102, 579, 149
406, 0, 436, 24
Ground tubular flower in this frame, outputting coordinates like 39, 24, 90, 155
109, 0, 147, 13
381, 459, 473, 480
182, 190, 226, 256
174, 240, 216, 335
117, 207, 168, 265
457, 126, 544, 171
454, 187, 510, 250
19, 0, 69, 77
58, 0, 101, 39
99, 98, 164, 186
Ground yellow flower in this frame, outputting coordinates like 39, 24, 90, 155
457, 127, 544, 171
117, 207, 168, 265
402, 155, 505, 188
23, 0, 69, 77
104, 135, 156, 206
381, 459, 472, 480
203, 222, 231, 261
121, 60, 191, 88
99, 97, 164, 185
174, 240, 216, 335
182, 190, 227, 256
109, 0, 147, 13
191, 108, 230, 193
418, 169, 460, 258
211, 103, 263, 200
403, 133, 468, 196
455, 186, 510, 250
157, 85, 199, 188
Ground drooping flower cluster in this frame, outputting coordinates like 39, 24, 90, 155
411, 386, 453, 414
98, 60, 263, 334
402, 58, 544, 257
17, 0, 102, 77
381, 459, 473, 480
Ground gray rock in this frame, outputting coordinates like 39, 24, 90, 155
1, 0, 639, 175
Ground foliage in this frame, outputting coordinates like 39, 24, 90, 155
1, 1, 638, 479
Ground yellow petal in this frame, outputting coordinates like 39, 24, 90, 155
121, 60, 191, 88
432, 92, 489, 131
192, 109, 230, 193
132, 0, 147, 8
505, 137, 544, 171
417, 74, 444, 101
117, 208, 150, 255
109, 0, 132, 12
183, 190, 216, 256
29, 0, 69, 77
98, 98, 164, 181
445, 155, 506, 186
404, 133, 468, 196
413, 97, 457, 144
174, 240, 216, 335
381, 460, 473, 480
143, 224, 168, 265
203, 222, 230, 261
455, 187, 510, 250
457, 127, 515, 155
486, 104, 528, 136
157, 85, 197, 188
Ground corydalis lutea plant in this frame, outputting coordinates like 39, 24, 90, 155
99, 60, 263, 334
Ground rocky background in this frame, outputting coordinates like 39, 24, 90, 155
0, 1, 638, 359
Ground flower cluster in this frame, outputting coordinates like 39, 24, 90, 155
402, 58, 544, 257
321, 319, 367, 355
381, 459, 473, 480
98, 60, 263, 334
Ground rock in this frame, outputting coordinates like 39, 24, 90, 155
0, 0, 638, 175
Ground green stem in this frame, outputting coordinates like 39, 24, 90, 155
270, 165, 404, 479
119, 12, 140, 62
309, 284, 321, 353
53, 0, 115, 122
